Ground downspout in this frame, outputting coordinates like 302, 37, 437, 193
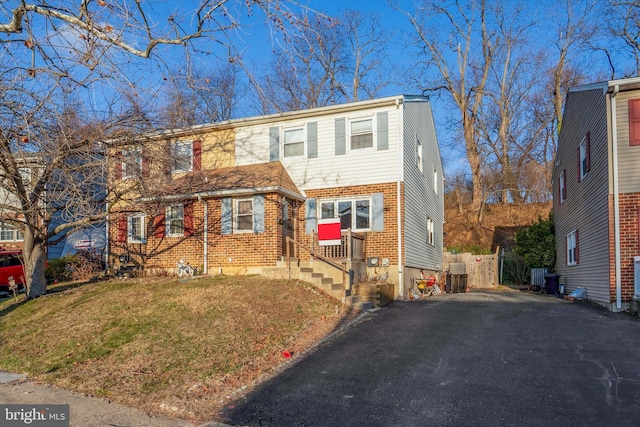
611, 85, 622, 310
104, 202, 109, 272
396, 98, 404, 298
198, 196, 208, 275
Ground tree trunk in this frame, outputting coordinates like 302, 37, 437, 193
22, 227, 48, 298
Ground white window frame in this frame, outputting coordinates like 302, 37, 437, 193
433, 167, 438, 194
319, 197, 372, 232
172, 141, 193, 174
234, 198, 254, 233
349, 116, 375, 151
165, 204, 184, 237
579, 137, 588, 180
127, 214, 146, 244
567, 230, 577, 266
0, 223, 23, 242
283, 127, 305, 158
559, 170, 566, 204
427, 217, 434, 245
122, 147, 142, 179
416, 136, 423, 173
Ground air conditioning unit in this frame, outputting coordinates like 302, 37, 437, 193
634, 256, 640, 299
366, 257, 379, 267
449, 263, 466, 275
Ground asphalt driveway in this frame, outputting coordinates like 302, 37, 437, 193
221, 288, 640, 427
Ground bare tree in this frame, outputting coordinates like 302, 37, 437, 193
402, 0, 497, 218
608, 1, 640, 77
0, 0, 316, 298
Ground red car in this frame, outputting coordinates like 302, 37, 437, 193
0, 250, 25, 294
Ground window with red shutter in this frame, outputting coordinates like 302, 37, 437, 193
629, 99, 640, 146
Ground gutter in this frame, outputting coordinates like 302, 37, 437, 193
198, 196, 208, 275
611, 84, 622, 310
138, 186, 305, 203
396, 98, 404, 298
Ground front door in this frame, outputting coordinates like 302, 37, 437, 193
282, 199, 295, 257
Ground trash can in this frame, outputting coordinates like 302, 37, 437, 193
544, 273, 560, 294
446, 274, 468, 293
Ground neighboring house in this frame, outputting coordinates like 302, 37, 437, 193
553, 76, 640, 312
109, 95, 444, 300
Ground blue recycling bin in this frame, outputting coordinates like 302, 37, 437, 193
544, 274, 560, 294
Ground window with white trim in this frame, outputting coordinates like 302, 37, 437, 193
166, 204, 184, 237
433, 167, 438, 194
427, 217, 434, 245
567, 230, 577, 266
579, 137, 588, 180
128, 214, 146, 243
349, 117, 374, 150
283, 128, 304, 157
172, 141, 193, 173
416, 137, 423, 172
235, 198, 254, 232
122, 147, 142, 179
0, 223, 23, 242
559, 170, 566, 203
320, 198, 371, 231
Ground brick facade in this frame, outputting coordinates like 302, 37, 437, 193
608, 194, 640, 302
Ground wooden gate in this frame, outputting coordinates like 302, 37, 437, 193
443, 251, 499, 288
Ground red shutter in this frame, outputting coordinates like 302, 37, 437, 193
114, 150, 122, 180
629, 99, 640, 146
575, 229, 579, 264
117, 215, 127, 243
154, 212, 165, 238
192, 140, 202, 171
184, 200, 194, 236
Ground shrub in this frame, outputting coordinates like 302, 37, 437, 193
514, 212, 556, 272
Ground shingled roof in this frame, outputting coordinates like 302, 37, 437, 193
145, 161, 304, 201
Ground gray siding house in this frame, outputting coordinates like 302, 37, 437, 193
553, 77, 640, 311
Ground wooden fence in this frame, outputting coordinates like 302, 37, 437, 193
443, 250, 499, 288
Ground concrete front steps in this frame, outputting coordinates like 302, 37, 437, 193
262, 260, 373, 312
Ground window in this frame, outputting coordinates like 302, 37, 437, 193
578, 134, 590, 181
567, 230, 578, 266
284, 128, 304, 157
320, 198, 371, 231
18, 168, 31, 188
433, 167, 438, 194
235, 198, 254, 232
559, 170, 566, 203
427, 217, 434, 245
166, 205, 184, 236
172, 141, 193, 173
416, 137, 423, 172
350, 118, 373, 150
122, 147, 142, 179
0, 223, 23, 242
128, 214, 146, 244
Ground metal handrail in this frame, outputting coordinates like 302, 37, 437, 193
286, 236, 347, 291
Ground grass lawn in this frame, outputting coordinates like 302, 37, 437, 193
0, 275, 356, 423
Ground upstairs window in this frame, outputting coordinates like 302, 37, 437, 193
122, 147, 142, 179
578, 133, 590, 181
433, 167, 438, 194
284, 128, 304, 157
172, 141, 193, 173
350, 118, 373, 150
629, 99, 640, 146
416, 137, 423, 172
559, 170, 566, 204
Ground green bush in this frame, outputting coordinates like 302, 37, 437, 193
514, 212, 556, 272
45, 256, 74, 283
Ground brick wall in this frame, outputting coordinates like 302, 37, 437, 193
608, 193, 640, 301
